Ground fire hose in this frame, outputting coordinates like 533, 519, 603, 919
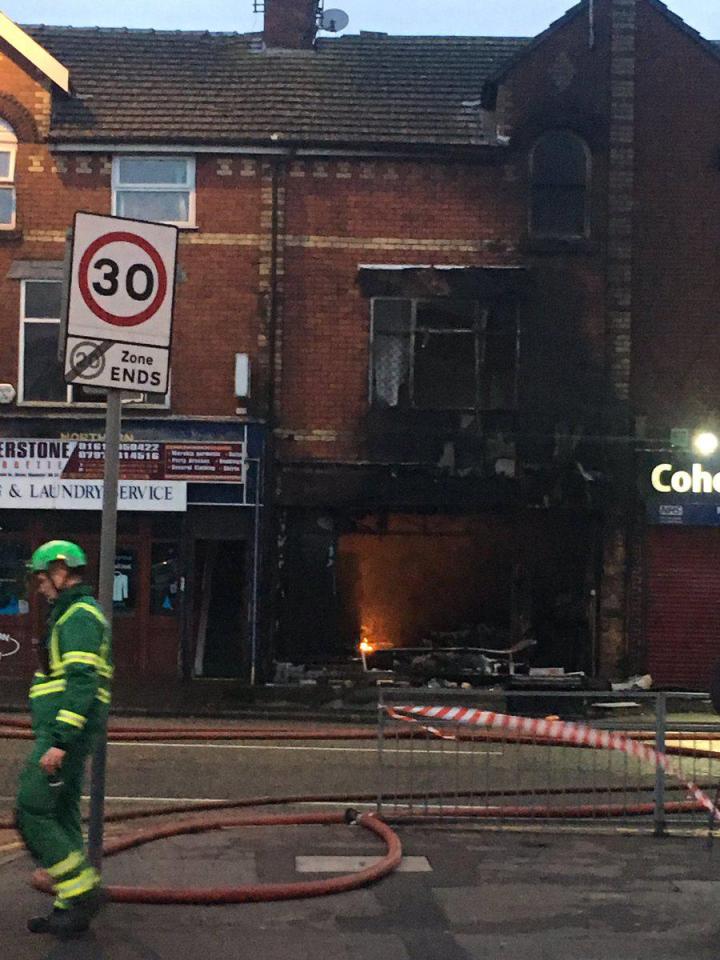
1, 705, 719, 906
30, 810, 402, 905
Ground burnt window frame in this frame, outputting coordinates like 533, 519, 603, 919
369, 296, 519, 412
529, 130, 591, 239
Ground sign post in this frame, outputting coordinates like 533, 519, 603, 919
86, 389, 120, 869
63, 212, 177, 869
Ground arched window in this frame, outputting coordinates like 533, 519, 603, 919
530, 131, 589, 238
0, 119, 17, 229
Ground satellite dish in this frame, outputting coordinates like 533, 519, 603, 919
320, 8, 349, 32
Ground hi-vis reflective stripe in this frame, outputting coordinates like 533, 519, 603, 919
50, 600, 110, 674
55, 867, 99, 900
29, 680, 67, 698
47, 850, 84, 880
52, 658, 114, 679
57, 709, 87, 730
30, 683, 110, 705
63, 651, 102, 668
55, 601, 108, 632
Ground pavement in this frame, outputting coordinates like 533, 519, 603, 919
3, 822, 720, 959
0, 677, 379, 722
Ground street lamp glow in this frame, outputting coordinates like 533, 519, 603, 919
693, 431, 719, 457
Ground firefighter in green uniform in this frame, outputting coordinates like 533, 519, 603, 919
16, 540, 112, 938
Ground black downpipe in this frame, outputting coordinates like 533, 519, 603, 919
256, 156, 284, 682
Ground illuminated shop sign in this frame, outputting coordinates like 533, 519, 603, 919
651, 463, 720, 495
646, 459, 720, 525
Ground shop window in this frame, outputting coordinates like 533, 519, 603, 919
0, 541, 29, 616
150, 543, 181, 616
112, 156, 196, 227
19, 278, 169, 407
370, 297, 518, 410
0, 118, 17, 230
113, 550, 137, 614
530, 131, 590, 238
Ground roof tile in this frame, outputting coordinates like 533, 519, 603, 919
23, 26, 528, 147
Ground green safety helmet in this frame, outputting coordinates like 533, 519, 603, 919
28, 540, 87, 572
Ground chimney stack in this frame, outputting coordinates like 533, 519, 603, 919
263, 0, 319, 50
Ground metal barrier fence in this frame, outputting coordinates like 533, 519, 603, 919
377, 688, 720, 835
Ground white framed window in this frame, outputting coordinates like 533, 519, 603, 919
19, 278, 170, 407
0, 119, 17, 230
112, 156, 196, 227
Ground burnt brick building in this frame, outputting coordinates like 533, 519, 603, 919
0, 0, 718, 687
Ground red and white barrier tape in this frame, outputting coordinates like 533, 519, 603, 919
386, 704, 720, 821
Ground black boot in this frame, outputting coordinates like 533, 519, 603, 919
28, 908, 64, 934
27, 907, 90, 938
74, 885, 109, 920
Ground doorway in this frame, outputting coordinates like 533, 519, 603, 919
192, 540, 246, 677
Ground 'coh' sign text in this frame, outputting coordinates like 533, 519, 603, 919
651, 463, 720, 495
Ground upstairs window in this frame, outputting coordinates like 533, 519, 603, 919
530, 131, 589, 238
20, 280, 66, 403
0, 119, 17, 230
19, 278, 169, 407
112, 156, 195, 227
370, 297, 518, 411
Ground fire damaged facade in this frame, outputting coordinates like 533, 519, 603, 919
1, 0, 720, 685
271, 0, 720, 689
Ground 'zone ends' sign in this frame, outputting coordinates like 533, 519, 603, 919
64, 212, 178, 394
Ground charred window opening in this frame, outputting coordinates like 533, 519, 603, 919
530, 131, 590, 238
370, 296, 518, 411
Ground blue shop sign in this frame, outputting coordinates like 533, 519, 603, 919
644, 458, 720, 525
646, 499, 720, 526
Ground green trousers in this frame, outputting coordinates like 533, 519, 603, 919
16, 732, 100, 909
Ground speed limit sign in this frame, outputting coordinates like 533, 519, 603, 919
64, 212, 178, 393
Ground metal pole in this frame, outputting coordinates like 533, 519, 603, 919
87, 389, 122, 869
376, 691, 385, 817
654, 691, 667, 837
249, 445, 263, 687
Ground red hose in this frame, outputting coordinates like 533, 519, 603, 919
32, 811, 402, 905
5, 708, 718, 910
0, 779, 706, 834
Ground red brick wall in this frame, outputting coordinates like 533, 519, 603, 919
5, 1, 716, 460
274, 7, 616, 463
0, 41, 265, 421
632, 3, 720, 435
277, 157, 526, 460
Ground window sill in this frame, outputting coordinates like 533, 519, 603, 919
16, 401, 170, 411
519, 235, 598, 256
0, 228, 22, 242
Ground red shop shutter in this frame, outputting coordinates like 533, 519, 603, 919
646, 527, 720, 690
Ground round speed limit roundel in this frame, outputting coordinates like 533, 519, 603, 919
78, 231, 168, 327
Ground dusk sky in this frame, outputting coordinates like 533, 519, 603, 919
3, 1, 719, 39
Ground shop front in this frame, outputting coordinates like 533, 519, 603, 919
0, 421, 264, 682
276, 463, 600, 673
642, 454, 720, 690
